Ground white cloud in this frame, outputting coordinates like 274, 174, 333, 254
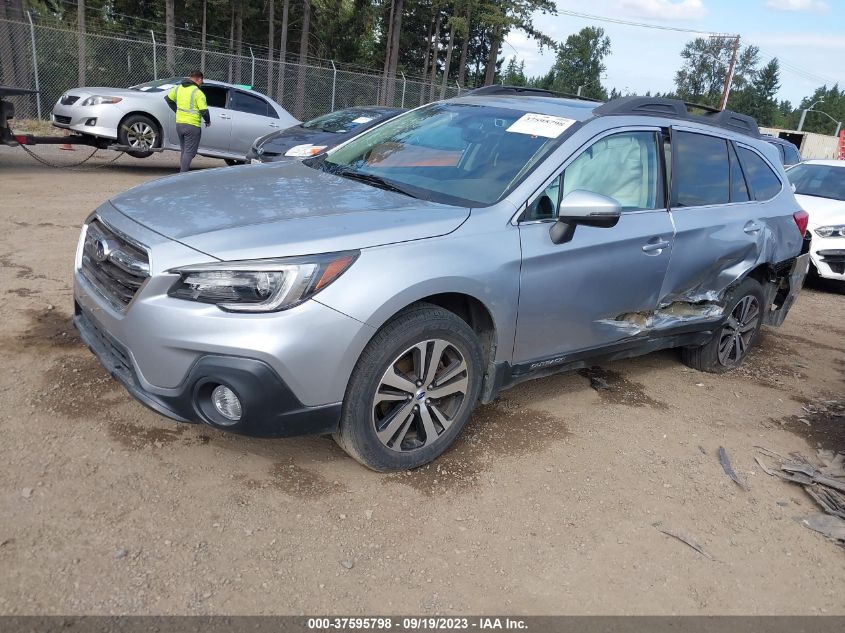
765, 0, 829, 11
615, 0, 708, 20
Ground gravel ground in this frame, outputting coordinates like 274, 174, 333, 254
0, 144, 843, 615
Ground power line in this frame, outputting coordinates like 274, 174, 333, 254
557, 9, 728, 36
758, 49, 842, 86
555, 8, 843, 87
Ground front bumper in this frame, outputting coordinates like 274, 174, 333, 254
809, 232, 845, 280
51, 101, 122, 140
72, 208, 375, 438
74, 301, 343, 437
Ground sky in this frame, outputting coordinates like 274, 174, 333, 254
503, 0, 845, 108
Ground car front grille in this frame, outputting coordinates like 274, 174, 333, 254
60, 95, 80, 105
54, 114, 71, 124
818, 249, 845, 274
75, 305, 139, 389
80, 218, 150, 310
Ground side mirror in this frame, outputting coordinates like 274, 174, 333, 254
549, 190, 622, 244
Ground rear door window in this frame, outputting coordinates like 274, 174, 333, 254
737, 147, 782, 201
672, 131, 730, 207
231, 91, 272, 117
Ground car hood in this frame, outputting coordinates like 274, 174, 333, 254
64, 87, 156, 98
259, 126, 340, 153
108, 161, 469, 259
795, 193, 845, 227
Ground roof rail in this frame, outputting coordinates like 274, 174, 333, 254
466, 85, 555, 97
593, 96, 760, 138
465, 84, 602, 103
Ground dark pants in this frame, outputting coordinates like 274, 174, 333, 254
176, 123, 202, 173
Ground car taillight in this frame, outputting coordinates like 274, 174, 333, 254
793, 210, 809, 236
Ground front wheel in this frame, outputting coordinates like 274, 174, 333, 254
118, 114, 160, 158
681, 278, 765, 373
334, 303, 484, 471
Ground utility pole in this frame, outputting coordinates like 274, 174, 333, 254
797, 100, 823, 132
77, 0, 86, 86
719, 35, 740, 111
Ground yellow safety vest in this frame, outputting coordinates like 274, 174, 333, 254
168, 83, 207, 127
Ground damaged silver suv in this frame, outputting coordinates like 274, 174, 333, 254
74, 95, 810, 471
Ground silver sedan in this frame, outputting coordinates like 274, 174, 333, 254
51, 77, 299, 163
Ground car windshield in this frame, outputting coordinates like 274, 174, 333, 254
129, 77, 183, 92
302, 110, 383, 133
787, 163, 845, 201
311, 102, 577, 206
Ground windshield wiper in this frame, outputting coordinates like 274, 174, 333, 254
331, 167, 418, 198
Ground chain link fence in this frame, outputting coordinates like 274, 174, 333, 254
1, 16, 465, 124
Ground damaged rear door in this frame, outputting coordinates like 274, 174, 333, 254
513, 128, 675, 368
658, 128, 764, 313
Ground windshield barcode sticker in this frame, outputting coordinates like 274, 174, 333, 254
506, 113, 576, 138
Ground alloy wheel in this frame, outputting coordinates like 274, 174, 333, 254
372, 338, 469, 452
127, 122, 156, 148
717, 295, 760, 367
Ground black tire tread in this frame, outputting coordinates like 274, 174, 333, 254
333, 302, 483, 472
681, 278, 765, 374
119, 114, 160, 159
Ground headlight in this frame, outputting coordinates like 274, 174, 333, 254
167, 251, 358, 312
80, 95, 123, 106
284, 143, 328, 157
814, 225, 845, 238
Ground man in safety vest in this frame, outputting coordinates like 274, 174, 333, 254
164, 70, 211, 173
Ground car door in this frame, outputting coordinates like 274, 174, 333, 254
658, 128, 763, 304
198, 85, 233, 154
227, 90, 284, 156
513, 128, 676, 367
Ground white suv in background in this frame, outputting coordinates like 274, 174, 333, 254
787, 159, 845, 283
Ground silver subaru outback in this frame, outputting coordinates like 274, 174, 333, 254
73, 95, 810, 471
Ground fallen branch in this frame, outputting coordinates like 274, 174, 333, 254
653, 522, 713, 560
718, 446, 747, 490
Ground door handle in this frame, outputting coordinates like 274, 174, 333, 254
269, 123, 280, 128
744, 222, 762, 234
219, 113, 231, 119
642, 240, 670, 253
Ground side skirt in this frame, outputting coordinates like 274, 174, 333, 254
481, 326, 718, 403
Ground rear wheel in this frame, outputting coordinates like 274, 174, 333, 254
118, 114, 160, 158
334, 304, 484, 471
681, 278, 765, 373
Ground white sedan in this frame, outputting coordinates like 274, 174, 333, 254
51, 77, 299, 163
787, 159, 845, 283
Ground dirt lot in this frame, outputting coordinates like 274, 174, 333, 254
0, 145, 843, 615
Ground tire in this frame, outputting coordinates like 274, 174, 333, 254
224, 158, 245, 166
333, 303, 484, 472
681, 278, 765, 373
118, 114, 160, 159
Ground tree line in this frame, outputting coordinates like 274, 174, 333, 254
500, 27, 843, 136
0, 0, 842, 135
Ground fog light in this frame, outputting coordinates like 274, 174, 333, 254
85, 118, 97, 126
211, 385, 242, 422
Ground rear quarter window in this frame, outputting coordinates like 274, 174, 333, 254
737, 147, 782, 201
